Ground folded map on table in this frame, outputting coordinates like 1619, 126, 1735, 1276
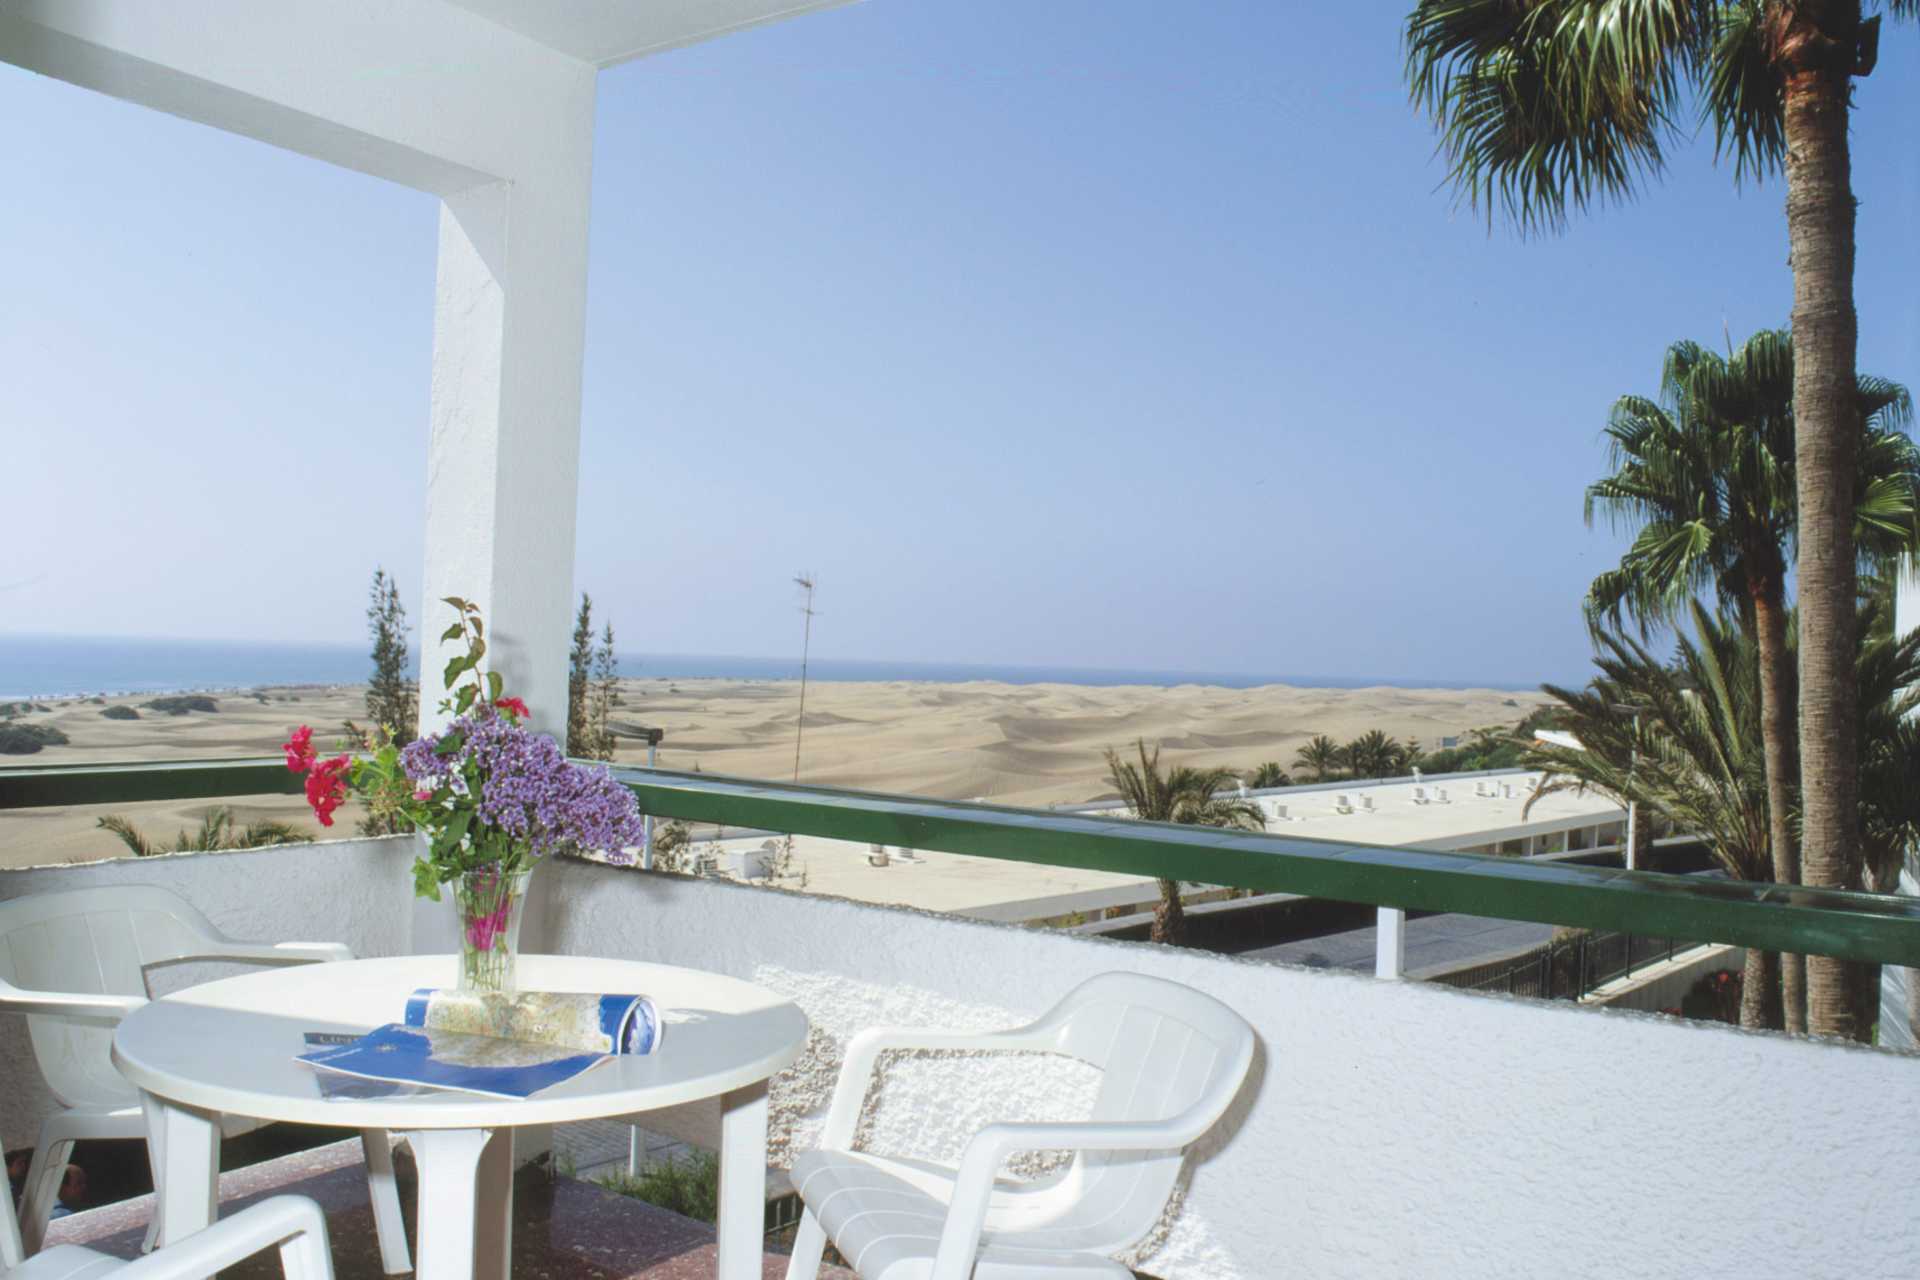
298, 988, 663, 1100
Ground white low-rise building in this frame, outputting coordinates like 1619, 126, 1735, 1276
689, 768, 1626, 924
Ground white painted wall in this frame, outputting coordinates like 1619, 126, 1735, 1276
539, 859, 1920, 1280
6, 844, 1918, 1278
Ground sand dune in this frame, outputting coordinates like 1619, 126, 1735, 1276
0, 677, 1548, 867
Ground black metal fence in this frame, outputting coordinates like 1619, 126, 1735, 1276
1428, 930, 1684, 1002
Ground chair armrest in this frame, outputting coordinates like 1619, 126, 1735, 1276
198, 940, 355, 966
819, 1024, 1055, 1149
0, 974, 143, 1023
930, 1114, 1208, 1279
118, 1195, 333, 1280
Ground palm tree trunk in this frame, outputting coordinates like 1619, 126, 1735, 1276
1151, 878, 1186, 946
1782, 7, 1865, 1041
1740, 947, 1781, 1032
1750, 578, 1806, 1034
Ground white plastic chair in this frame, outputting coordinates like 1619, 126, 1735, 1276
0, 886, 409, 1271
785, 972, 1256, 1280
3, 1189, 333, 1280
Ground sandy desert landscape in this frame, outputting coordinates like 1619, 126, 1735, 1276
0, 677, 1548, 867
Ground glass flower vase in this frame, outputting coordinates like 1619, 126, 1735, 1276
451, 864, 531, 997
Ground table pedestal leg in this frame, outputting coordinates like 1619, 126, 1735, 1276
717, 1082, 769, 1280
141, 1093, 220, 1256
362, 1129, 413, 1275
400, 1128, 512, 1280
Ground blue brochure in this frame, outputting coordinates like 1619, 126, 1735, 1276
298, 989, 662, 1100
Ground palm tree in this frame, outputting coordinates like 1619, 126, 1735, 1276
1404, 0, 1919, 1040
1527, 604, 1782, 1029
1529, 597, 1920, 1031
1857, 609, 1920, 894
98, 807, 307, 857
1342, 730, 1406, 780
1247, 761, 1291, 789
1851, 600, 1920, 1037
1103, 740, 1264, 946
1584, 330, 1918, 1032
1294, 735, 1342, 781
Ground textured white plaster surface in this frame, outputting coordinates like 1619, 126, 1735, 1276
0, 837, 414, 1150
536, 858, 1920, 1280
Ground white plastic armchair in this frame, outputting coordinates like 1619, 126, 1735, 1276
785, 971, 1256, 1280
0, 886, 408, 1271
3, 1191, 334, 1280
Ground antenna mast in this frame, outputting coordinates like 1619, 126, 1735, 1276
792, 572, 817, 782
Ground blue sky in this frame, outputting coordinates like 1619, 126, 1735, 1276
3, 4, 1916, 687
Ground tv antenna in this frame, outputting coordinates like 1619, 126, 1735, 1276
792, 573, 818, 782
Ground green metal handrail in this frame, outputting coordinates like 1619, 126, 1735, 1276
0, 758, 301, 808
4, 758, 1919, 968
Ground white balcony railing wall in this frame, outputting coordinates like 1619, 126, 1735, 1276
3, 838, 1915, 1279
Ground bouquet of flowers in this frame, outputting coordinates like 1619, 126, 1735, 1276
285, 597, 645, 992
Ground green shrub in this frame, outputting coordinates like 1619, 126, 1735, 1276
101, 705, 140, 720
595, 1152, 719, 1223
143, 695, 219, 715
0, 723, 70, 754
1680, 969, 1743, 1024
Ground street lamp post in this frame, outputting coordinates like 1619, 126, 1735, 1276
635, 726, 665, 870
1610, 703, 1641, 872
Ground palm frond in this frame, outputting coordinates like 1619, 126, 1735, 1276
96, 815, 155, 858
1404, 0, 1717, 233
1705, 0, 1786, 180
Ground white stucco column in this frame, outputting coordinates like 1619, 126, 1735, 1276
418, 165, 594, 739
1374, 906, 1406, 979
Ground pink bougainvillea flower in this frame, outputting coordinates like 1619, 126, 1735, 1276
283, 726, 316, 773
493, 696, 530, 721
304, 754, 351, 827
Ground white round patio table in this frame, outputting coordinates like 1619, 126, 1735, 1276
112, 954, 809, 1280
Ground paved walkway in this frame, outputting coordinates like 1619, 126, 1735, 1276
1244, 912, 1556, 977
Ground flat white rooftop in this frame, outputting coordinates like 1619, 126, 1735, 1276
1234, 771, 1625, 852
696, 770, 1627, 922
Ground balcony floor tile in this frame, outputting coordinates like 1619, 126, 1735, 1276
44, 1137, 847, 1279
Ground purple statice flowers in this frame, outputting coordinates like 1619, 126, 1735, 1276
401, 709, 645, 866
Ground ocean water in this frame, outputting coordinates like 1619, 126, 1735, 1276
0, 634, 1540, 700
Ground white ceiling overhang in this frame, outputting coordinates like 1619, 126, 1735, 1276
441, 0, 858, 68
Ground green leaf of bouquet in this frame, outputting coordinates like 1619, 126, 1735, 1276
431, 810, 473, 860
441, 622, 464, 642
487, 670, 503, 701
411, 857, 442, 901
